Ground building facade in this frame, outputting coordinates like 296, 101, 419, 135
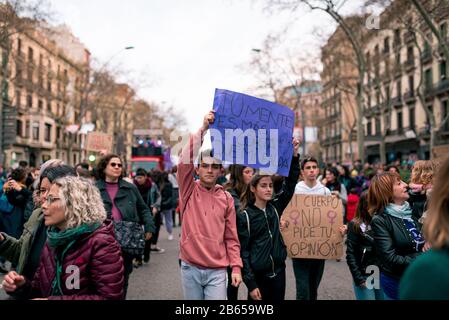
1, 23, 90, 167
363, 0, 449, 163
320, 17, 360, 165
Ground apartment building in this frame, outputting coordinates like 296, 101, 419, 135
1, 23, 90, 167
363, 0, 449, 163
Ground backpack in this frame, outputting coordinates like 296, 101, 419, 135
0, 183, 14, 213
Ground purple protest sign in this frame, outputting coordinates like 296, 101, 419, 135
210, 89, 295, 176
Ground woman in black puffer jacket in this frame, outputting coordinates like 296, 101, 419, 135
369, 172, 425, 300
346, 191, 384, 300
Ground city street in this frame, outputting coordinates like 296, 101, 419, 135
0, 226, 354, 300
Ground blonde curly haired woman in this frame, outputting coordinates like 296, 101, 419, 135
1, 176, 124, 300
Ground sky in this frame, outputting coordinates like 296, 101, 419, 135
47, 0, 346, 132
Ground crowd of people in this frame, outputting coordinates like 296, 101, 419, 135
0, 110, 448, 300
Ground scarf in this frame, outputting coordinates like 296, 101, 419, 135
384, 202, 413, 221
47, 222, 101, 296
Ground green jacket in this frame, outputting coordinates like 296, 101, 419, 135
400, 247, 449, 300
0, 207, 44, 275
96, 179, 155, 234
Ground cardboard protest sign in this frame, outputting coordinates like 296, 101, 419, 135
86, 132, 113, 153
210, 89, 295, 177
281, 194, 344, 260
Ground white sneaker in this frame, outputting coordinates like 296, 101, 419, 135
168, 234, 174, 241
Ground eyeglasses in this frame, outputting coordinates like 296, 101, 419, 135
39, 188, 49, 195
200, 163, 221, 170
45, 196, 61, 205
110, 163, 123, 168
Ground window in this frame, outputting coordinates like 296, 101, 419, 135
440, 60, 447, 80
397, 110, 403, 133
366, 119, 372, 136
395, 52, 401, 65
441, 22, 448, 39
425, 69, 433, 91
32, 122, 40, 141
25, 120, 30, 139
407, 46, 414, 63
44, 123, 51, 142
408, 75, 414, 95
38, 99, 43, 111
409, 106, 415, 130
384, 37, 390, 54
396, 80, 402, 98
15, 90, 21, 108
442, 100, 449, 132
16, 120, 22, 137
47, 101, 51, 112
394, 29, 401, 46
376, 118, 381, 135
426, 105, 433, 127
27, 94, 32, 108
17, 38, 22, 53
27, 47, 34, 62
57, 126, 61, 139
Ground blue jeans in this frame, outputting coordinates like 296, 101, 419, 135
181, 261, 227, 300
161, 209, 173, 235
353, 282, 385, 300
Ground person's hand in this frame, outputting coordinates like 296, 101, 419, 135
292, 137, 301, 155
152, 207, 158, 215
249, 288, 262, 300
202, 110, 215, 131
423, 242, 432, 252
0, 233, 4, 241
231, 273, 242, 287
331, 190, 340, 197
359, 282, 367, 288
280, 219, 289, 231
1, 271, 26, 293
339, 225, 348, 236
144, 232, 152, 241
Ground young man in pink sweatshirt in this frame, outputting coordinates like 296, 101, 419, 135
178, 111, 243, 300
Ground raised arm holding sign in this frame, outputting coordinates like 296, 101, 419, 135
210, 89, 296, 177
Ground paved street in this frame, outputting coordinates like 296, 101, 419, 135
1, 225, 354, 300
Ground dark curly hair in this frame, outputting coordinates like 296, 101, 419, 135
97, 154, 123, 181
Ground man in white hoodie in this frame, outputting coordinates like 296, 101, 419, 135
293, 156, 331, 300
295, 157, 331, 196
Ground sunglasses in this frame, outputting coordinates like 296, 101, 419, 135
110, 162, 123, 168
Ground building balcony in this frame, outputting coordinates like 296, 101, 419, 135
421, 49, 432, 64
404, 31, 414, 43
424, 85, 435, 98
403, 90, 416, 103
435, 78, 449, 96
392, 96, 403, 107
404, 59, 415, 72
418, 125, 431, 138
393, 64, 402, 77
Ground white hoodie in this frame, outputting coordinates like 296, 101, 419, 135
295, 180, 331, 196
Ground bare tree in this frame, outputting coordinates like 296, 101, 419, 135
0, 0, 52, 164
264, 0, 368, 161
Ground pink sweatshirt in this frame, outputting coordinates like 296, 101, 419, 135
178, 128, 243, 274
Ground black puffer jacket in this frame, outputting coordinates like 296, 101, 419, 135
237, 156, 300, 292
371, 211, 423, 280
346, 220, 380, 286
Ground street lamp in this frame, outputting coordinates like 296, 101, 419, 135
252, 48, 307, 156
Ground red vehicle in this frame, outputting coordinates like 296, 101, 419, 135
130, 145, 165, 176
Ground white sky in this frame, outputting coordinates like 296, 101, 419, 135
47, 0, 358, 132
